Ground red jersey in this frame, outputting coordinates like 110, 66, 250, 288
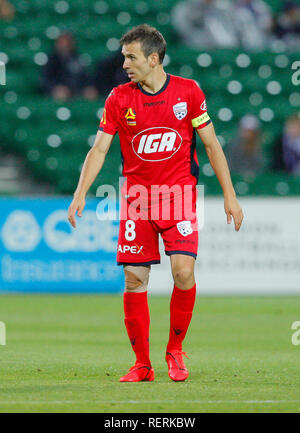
99, 74, 211, 190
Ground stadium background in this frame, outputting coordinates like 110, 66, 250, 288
0, 0, 300, 415
0, 0, 299, 294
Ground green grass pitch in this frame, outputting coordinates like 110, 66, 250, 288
0, 294, 299, 413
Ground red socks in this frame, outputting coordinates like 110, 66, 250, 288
123, 291, 151, 366
123, 285, 196, 365
167, 283, 196, 352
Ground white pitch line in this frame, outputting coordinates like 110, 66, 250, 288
0, 400, 300, 405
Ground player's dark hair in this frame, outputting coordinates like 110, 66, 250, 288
120, 24, 166, 64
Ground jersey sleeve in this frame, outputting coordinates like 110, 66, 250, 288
98, 89, 119, 135
190, 81, 211, 130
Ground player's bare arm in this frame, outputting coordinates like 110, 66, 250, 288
197, 123, 244, 232
68, 130, 114, 228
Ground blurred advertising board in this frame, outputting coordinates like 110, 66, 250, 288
0, 198, 122, 293
0, 197, 299, 294
151, 197, 300, 295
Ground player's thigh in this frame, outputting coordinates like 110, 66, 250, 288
159, 211, 198, 288
161, 217, 198, 259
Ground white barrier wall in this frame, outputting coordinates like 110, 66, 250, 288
150, 197, 300, 295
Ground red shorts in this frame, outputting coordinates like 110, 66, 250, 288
117, 191, 198, 266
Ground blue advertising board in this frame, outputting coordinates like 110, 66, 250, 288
0, 198, 123, 293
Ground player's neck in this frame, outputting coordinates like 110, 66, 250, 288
139, 69, 167, 95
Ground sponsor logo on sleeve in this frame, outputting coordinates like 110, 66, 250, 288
101, 108, 106, 125
200, 100, 207, 111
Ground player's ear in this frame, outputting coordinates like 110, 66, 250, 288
149, 53, 159, 67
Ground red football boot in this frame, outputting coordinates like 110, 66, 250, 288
165, 350, 189, 382
119, 362, 155, 382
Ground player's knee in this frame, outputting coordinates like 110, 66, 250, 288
173, 267, 194, 287
124, 266, 150, 293
124, 271, 143, 292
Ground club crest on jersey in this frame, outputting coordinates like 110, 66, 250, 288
177, 221, 193, 237
173, 102, 187, 120
125, 107, 136, 126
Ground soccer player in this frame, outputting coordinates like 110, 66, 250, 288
68, 24, 243, 382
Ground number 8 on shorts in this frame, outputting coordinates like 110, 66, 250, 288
125, 220, 136, 241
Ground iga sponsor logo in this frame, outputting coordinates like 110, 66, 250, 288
132, 127, 182, 162
118, 245, 144, 254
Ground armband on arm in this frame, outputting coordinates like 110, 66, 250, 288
192, 112, 211, 129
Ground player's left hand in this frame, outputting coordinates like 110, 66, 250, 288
224, 196, 243, 232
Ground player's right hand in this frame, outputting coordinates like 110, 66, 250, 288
68, 195, 86, 228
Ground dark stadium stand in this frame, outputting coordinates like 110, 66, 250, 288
0, 0, 299, 196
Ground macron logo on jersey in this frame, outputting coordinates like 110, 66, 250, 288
132, 127, 183, 162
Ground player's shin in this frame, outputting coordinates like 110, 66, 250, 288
123, 291, 151, 366
167, 283, 196, 352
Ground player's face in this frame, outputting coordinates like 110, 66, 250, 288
122, 42, 153, 83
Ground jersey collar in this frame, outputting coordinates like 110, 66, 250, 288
137, 73, 170, 96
